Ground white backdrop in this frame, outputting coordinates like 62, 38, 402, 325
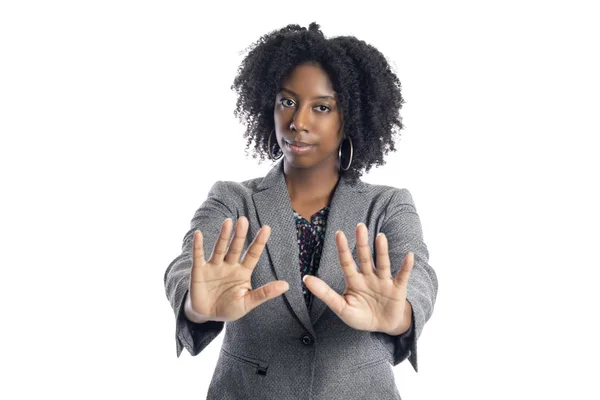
1, 1, 599, 399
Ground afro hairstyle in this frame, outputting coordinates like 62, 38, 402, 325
231, 22, 406, 185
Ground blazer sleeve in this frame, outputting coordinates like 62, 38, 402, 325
163, 181, 237, 357
370, 188, 438, 372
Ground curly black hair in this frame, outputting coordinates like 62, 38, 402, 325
231, 22, 405, 185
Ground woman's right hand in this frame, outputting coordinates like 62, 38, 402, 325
184, 216, 290, 323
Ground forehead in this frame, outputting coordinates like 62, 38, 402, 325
281, 63, 335, 94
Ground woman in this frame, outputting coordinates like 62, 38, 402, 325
164, 22, 438, 399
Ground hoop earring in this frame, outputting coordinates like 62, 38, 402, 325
338, 136, 353, 171
267, 129, 283, 160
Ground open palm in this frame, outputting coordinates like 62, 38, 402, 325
303, 223, 413, 335
186, 216, 290, 323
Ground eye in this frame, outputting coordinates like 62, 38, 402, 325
280, 98, 296, 107
316, 105, 331, 113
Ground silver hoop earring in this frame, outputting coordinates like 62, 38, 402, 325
338, 136, 353, 171
268, 129, 283, 160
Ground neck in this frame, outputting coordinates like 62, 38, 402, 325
283, 160, 340, 202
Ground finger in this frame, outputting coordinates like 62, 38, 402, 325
303, 275, 346, 317
374, 232, 392, 279
244, 280, 289, 314
192, 230, 206, 268
356, 223, 375, 276
240, 224, 271, 271
393, 252, 414, 289
224, 216, 249, 265
208, 218, 234, 265
191, 230, 206, 287
335, 230, 359, 279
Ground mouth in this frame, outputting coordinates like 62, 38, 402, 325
284, 140, 316, 154
285, 139, 314, 147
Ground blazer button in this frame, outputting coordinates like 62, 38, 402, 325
301, 334, 314, 345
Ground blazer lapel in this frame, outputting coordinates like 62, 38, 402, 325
253, 159, 368, 333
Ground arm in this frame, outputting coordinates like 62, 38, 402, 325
370, 188, 438, 372
163, 181, 235, 357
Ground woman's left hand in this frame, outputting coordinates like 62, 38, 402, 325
303, 223, 413, 335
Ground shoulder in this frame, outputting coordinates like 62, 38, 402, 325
204, 176, 265, 209
359, 181, 416, 210
207, 176, 263, 196
197, 177, 263, 221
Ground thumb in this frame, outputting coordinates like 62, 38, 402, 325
244, 280, 290, 313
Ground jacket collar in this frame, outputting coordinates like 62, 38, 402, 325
253, 159, 368, 334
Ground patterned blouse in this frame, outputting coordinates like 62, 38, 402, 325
293, 205, 331, 310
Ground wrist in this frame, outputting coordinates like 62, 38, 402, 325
184, 292, 210, 324
383, 300, 412, 336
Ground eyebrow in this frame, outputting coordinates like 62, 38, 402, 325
279, 87, 337, 101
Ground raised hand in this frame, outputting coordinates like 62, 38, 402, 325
303, 223, 414, 335
184, 216, 290, 323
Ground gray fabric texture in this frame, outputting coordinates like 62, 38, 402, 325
163, 159, 438, 399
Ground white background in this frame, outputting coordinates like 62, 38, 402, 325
1, 1, 599, 399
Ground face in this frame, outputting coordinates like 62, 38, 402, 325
273, 62, 344, 170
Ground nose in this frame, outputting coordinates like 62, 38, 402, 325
290, 105, 309, 133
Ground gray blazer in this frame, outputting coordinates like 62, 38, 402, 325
164, 159, 438, 399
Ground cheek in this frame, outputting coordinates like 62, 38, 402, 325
323, 117, 342, 133
273, 109, 284, 125
274, 107, 292, 124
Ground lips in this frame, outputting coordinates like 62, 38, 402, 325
285, 140, 316, 154
286, 140, 314, 147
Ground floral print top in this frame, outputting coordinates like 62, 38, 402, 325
293, 205, 330, 311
